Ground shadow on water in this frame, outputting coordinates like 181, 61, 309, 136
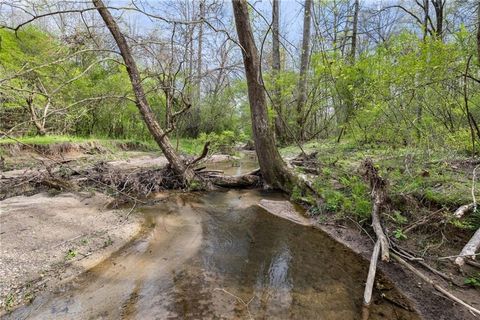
4, 155, 420, 320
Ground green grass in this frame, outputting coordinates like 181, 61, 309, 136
281, 139, 475, 225
0, 134, 208, 156
0, 135, 89, 145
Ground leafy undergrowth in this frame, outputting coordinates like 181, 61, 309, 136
282, 140, 480, 259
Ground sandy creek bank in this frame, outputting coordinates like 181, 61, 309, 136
0, 192, 142, 313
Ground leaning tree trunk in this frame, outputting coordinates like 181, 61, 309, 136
295, 0, 312, 141
232, 0, 295, 192
92, 0, 194, 183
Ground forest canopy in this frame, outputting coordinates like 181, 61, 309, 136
0, 0, 479, 154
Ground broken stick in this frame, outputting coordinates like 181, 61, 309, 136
362, 240, 381, 320
455, 227, 480, 267
454, 203, 475, 219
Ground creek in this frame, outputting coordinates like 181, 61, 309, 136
5, 155, 419, 320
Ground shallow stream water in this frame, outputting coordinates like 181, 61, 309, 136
5, 156, 420, 320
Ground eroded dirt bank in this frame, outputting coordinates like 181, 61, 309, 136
0, 192, 142, 313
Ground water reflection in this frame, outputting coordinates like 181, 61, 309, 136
5, 190, 420, 320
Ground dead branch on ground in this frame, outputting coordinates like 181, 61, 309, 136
361, 158, 390, 262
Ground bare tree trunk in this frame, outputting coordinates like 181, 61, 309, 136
350, 0, 359, 62
296, 0, 312, 141
431, 0, 444, 40
422, 0, 429, 41
92, 0, 194, 183
272, 0, 285, 143
196, 0, 205, 102
232, 0, 295, 192
477, 0, 480, 65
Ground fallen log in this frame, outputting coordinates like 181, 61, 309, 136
455, 227, 480, 267
362, 240, 381, 320
454, 203, 475, 219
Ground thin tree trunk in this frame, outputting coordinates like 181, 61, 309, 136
431, 0, 444, 40
296, 0, 312, 141
422, 0, 429, 41
350, 0, 359, 62
196, 0, 205, 102
92, 0, 194, 182
26, 95, 47, 136
232, 0, 296, 192
477, 0, 480, 65
272, 0, 285, 143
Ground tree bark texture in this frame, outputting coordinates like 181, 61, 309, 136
296, 0, 312, 141
232, 0, 295, 192
272, 0, 285, 143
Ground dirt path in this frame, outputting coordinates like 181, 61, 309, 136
0, 192, 142, 313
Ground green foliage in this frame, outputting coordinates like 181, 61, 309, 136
198, 130, 245, 154
393, 229, 407, 240
65, 249, 77, 260
464, 273, 480, 288
390, 211, 408, 225
308, 31, 478, 153
4, 293, 14, 311
103, 236, 113, 248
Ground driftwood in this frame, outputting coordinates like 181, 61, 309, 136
362, 241, 381, 320
454, 203, 475, 218
362, 158, 390, 262
455, 227, 480, 267
392, 253, 480, 316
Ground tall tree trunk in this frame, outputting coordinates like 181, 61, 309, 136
296, 0, 312, 141
431, 0, 444, 40
350, 0, 359, 62
477, 0, 480, 65
272, 0, 285, 143
92, 0, 194, 183
196, 0, 205, 102
232, 0, 295, 192
422, 0, 429, 41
